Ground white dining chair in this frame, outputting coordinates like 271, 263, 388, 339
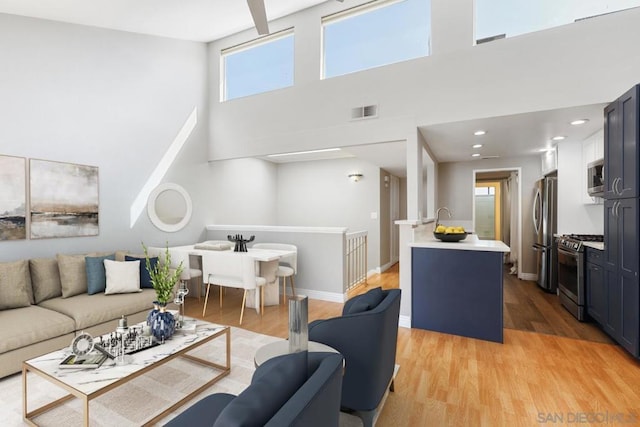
252, 243, 297, 304
147, 246, 203, 300
200, 251, 267, 324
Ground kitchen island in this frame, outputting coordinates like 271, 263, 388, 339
411, 234, 510, 343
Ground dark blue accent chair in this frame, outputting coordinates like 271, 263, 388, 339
308, 288, 401, 427
164, 351, 344, 427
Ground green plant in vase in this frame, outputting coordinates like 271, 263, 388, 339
142, 243, 184, 341
143, 243, 184, 304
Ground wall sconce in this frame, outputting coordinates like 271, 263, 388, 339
348, 173, 363, 182
384, 175, 389, 188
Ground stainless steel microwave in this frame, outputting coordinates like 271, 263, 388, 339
587, 158, 604, 197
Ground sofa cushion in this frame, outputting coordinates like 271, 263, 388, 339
0, 260, 32, 310
213, 351, 308, 427
86, 254, 115, 295
30, 258, 62, 304
125, 255, 157, 288
57, 254, 88, 298
104, 260, 141, 294
0, 305, 75, 353
38, 289, 155, 330
344, 286, 385, 315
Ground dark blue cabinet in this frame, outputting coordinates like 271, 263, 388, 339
603, 84, 640, 358
603, 191, 640, 356
411, 247, 504, 343
585, 248, 605, 325
604, 85, 639, 199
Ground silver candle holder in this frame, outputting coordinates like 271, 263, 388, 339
288, 295, 308, 353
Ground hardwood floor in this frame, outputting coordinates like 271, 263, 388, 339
184, 264, 640, 426
503, 267, 614, 344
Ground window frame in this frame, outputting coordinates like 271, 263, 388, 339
220, 28, 295, 102
320, 0, 428, 80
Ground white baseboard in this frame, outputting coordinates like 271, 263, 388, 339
295, 288, 346, 303
367, 261, 395, 278
519, 273, 537, 281
398, 315, 411, 329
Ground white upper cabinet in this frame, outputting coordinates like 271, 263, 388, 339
541, 147, 557, 175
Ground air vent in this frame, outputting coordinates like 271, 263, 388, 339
481, 155, 500, 160
351, 104, 378, 120
476, 34, 506, 44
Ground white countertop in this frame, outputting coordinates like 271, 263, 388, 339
583, 242, 605, 250
410, 234, 510, 253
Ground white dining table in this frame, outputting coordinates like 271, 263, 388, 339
168, 245, 295, 314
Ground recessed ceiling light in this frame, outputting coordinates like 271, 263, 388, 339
267, 148, 341, 158
472, 144, 483, 149
570, 119, 589, 126
474, 130, 486, 136
551, 136, 566, 141
471, 153, 481, 157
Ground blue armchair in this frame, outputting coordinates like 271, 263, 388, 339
165, 351, 344, 427
308, 287, 401, 427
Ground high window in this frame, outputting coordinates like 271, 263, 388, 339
476, 0, 640, 43
221, 29, 294, 101
322, 0, 430, 79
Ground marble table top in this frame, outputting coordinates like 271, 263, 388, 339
24, 319, 227, 396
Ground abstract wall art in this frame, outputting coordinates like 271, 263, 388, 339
0, 155, 27, 241
29, 159, 99, 239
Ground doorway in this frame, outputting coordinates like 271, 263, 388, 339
472, 168, 521, 278
474, 181, 501, 240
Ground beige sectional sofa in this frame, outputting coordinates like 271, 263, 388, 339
0, 251, 159, 379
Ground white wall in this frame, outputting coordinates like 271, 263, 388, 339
276, 158, 381, 271
437, 155, 541, 276
208, 158, 278, 225
0, 14, 209, 260
207, 3, 640, 161
557, 139, 605, 234
206, 156, 383, 271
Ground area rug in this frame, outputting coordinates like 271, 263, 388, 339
0, 327, 367, 426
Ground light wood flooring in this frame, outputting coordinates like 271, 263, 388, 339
184, 264, 640, 426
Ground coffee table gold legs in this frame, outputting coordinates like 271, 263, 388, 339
23, 326, 231, 426
23, 364, 84, 426
143, 328, 231, 426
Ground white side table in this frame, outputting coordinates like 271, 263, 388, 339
254, 340, 339, 367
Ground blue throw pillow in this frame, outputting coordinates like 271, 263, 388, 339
125, 255, 157, 289
213, 351, 308, 427
85, 254, 115, 295
345, 287, 385, 314
346, 299, 372, 314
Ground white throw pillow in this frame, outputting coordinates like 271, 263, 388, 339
104, 259, 142, 294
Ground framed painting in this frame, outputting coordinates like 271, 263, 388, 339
29, 159, 99, 239
0, 155, 27, 240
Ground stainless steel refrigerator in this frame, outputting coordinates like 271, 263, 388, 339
532, 176, 557, 292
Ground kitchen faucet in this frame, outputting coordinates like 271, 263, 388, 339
435, 207, 451, 226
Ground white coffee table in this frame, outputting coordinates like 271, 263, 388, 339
254, 340, 339, 367
23, 319, 230, 426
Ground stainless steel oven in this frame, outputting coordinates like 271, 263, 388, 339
556, 234, 603, 321
557, 245, 584, 320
